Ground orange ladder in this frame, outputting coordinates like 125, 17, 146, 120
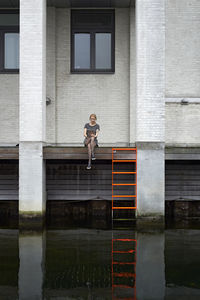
112, 237, 137, 299
112, 148, 137, 221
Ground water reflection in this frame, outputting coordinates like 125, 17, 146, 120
18, 233, 45, 300
112, 231, 137, 299
0, 227, 200, 299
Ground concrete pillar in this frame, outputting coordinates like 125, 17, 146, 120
18, 232, 45, 300
19, 0, 46, 228
135, 0, 165, 221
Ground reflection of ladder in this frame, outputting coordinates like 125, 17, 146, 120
112, 148, 137, 222
112, 238, 137, 300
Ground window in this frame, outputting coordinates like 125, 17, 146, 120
0, 10, 19, 73
71, 9, 115, 73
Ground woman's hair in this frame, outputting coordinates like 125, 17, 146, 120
89, 113, 97, 120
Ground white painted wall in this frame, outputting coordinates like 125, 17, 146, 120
0, 75, 19, 144
55, 8, 130, 145
166, 103, 200, 145
165, 0, 200, 145
166, 0, 200, 97
135, 0, 165, 143
0, 2, 200, 146
46, 7, 56, 143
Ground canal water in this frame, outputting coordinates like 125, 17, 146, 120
0, 222, 200, 300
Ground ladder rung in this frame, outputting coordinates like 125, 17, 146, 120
112, 183, 136, 186
112, 207, 136, 209
112, 219, 136, 221
113, 160, 136, 162
112, 172, 136, 174
113, 272, 136, 278
112, 298, 135, 300
113, 250, 135, 253
112, 284, 135, 289
113, 239, 136, 241
113, 262, 135, 265
112, 195, 136, 197
112, 148, 136, 150
112, 296, 136, 300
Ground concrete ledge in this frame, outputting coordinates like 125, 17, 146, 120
0, 147, 19, 159
44, 146, 136, 159
1, 145, 200, 160
165, 146, 200, 159
136, 141, 165, 150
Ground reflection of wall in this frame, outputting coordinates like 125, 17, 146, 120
0, 229, 18, 300
136, 232, 165, 300
44, 229, 112, 292
165, 230, 200, 290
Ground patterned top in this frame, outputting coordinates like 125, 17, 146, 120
84, 123, 100, 141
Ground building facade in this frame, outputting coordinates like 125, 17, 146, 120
0, 0, 200, 227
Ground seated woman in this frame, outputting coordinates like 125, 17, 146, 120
83, 114, 100, 169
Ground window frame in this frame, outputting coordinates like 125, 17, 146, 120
0, 9, 19, 74
71, 9, 115, 74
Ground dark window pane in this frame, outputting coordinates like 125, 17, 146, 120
95, 33, 111, 69
74, 33, 90, 69
0, 14, 19, 26
72, 11, 112, 28
4, 33, 19, 69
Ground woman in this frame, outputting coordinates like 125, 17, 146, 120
83, 114, 100, 169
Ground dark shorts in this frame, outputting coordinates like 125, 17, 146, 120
83, 137, 99, 147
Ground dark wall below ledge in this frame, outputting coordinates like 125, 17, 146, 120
165, 200, 200, 219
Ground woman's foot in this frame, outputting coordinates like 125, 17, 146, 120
91, 153, 96, 160
86, 162, 91, 169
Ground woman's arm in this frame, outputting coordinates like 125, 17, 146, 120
95, 129, 99, 138
84, 128, 87, 137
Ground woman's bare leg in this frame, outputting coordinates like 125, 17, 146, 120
87, 143, 92, 165
90, 137, 96, 155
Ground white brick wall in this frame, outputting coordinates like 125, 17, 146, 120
166, 103, 200, 145
0, 75, 19, 143
1, 2, 200, 147
19, 0, 46, 142
46, 7, 56, 143
166, 0, 200, 97
130, 6, 136, 144
135, 0, 165, 142
165, 0, 200, 145
55, 8, 130, 145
